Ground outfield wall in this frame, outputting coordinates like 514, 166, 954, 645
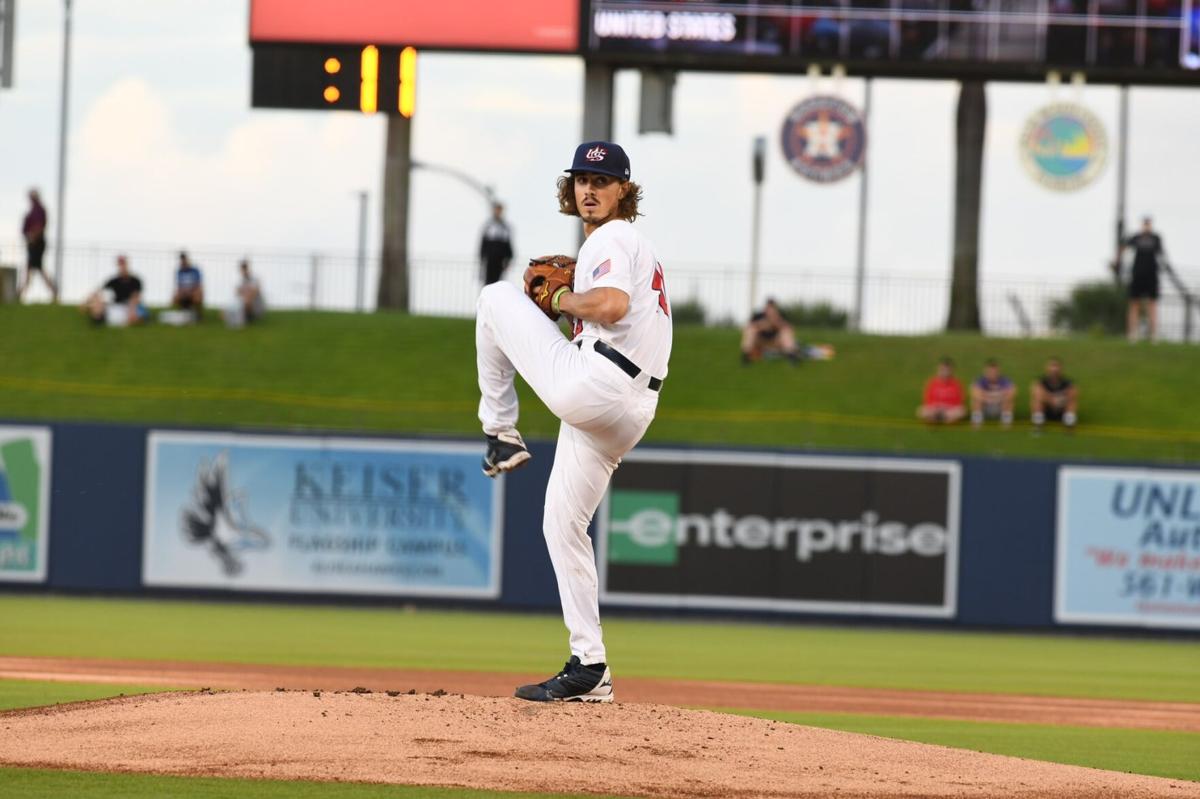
2, 420, 1197, 633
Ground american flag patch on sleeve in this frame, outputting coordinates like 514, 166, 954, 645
592, 259, 611, 279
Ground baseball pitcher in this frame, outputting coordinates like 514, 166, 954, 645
475, 141, 672, 703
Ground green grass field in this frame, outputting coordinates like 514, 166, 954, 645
739, 711, 1200, 782
3, 597, 1199, 701
0, 306, 1197, 461
0, 768, 642, 799
0, 595, 1197, 795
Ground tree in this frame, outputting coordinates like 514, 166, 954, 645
377, 114, 411, 312
947, 81, 985, 331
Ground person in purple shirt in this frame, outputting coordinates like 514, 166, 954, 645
970, 358, 1016, 427
18, 189, 58, 302
172, 250, 205, 319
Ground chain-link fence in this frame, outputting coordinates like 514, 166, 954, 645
2, 240, 1195, 341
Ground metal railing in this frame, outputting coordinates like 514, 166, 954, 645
1, 240, 1195, 342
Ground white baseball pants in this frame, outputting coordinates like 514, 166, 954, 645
476, 281, 658, 665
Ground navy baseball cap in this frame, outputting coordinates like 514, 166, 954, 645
565, 141, 631, 180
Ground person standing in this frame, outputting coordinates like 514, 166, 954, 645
475, 141, 671, 703
18, 189, 58, 302
1119, 217, 1167, 341
479, 203, 514, 285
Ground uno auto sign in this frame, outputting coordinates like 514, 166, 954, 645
599, 449, 960, 618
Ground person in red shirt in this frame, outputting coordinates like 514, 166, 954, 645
917, 356, 966, 424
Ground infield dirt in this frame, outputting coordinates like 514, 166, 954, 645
1, 656, 1197, 732
1, 690, 1198, 798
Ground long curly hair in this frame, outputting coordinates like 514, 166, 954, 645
556, 176, 643, 222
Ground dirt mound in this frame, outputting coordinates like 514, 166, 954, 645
0, 691, 1196, 798
3, 656, 1197, 732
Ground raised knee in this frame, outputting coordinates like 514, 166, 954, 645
479, 281, 519, 309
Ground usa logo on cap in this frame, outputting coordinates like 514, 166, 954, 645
567, 141, 631, 180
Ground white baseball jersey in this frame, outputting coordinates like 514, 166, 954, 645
474, 217, 671, 669
571, 220, 672, 380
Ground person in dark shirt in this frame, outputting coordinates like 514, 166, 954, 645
82, 255, 148, 326
18, 189, 58, 302
172, 250, 205, 318
970, 358, 1016, 427
1031, 357, 1078, 430
1118, 217, 1167, 341
741, 298, 800, 365
479, 203, 514, 285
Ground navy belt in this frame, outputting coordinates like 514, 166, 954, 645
577, 339, 662, 392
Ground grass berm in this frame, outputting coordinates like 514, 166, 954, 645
0, 305, 1197, 461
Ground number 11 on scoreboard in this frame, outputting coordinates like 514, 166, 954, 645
359, 45, 416, 118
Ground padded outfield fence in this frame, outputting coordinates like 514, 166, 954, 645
2, 240, 1196, 341
2, 419, 1198, 634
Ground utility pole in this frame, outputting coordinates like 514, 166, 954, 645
748, 136, 766, 318
355, 190, 367, 312
1112, 85, 1129, 285
852, 78, 872, 331
947, 80, 985, 331
377, 114, 411, 312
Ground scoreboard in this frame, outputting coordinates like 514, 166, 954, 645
249, 0, 580, 112
250, 0, 1200, 112
584, 1, 1200, 86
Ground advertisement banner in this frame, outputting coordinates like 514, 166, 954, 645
0, 426, 52, 583
1056, 467, 1200, 629
599, 450, 959, 617
144, 432, 502, 598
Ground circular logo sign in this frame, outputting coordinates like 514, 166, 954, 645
780, 96, 867, 184
1020, 103, 1107, 191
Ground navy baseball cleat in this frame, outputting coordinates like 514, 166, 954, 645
482, 430, 531, 477
515, 656, 614, 703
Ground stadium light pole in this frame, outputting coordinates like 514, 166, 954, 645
52, 0, 73, 302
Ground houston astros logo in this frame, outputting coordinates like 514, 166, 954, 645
780, 96, 866, 184
585, 147, 607, 162
1020, 103, 1107, 192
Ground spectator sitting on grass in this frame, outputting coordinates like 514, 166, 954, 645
970, 358, 1016, 427
741, 298, 800, 365
224, 259, 265, 327
917, 356, 965, 424
82, 255, 147, 326
1031, 357, 1078, 430
172, 251, 204, 319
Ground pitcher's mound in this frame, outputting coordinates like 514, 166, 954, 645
0, 691, 1195, 798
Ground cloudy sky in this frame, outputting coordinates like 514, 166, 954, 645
1, 1, 1198, 323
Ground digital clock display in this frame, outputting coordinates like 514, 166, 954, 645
251, 44, 416, 116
